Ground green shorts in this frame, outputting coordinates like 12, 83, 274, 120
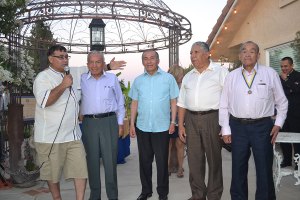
35, 140, 88, 183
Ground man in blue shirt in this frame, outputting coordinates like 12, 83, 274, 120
129, 50, 179, 200
80, 51, 125, 200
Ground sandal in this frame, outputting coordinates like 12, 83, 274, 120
177, 168, 184, 178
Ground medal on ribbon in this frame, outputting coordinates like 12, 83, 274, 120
242, 68, 256, 95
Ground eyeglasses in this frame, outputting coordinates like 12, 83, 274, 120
51, 55, 71, 60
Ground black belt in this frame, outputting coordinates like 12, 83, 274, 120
84, 112, 115, 119
230, 115, 270, 124
188, 110, 218, 115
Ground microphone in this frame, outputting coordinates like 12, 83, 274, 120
64, 66, 72, 91
64, 66, 70, 75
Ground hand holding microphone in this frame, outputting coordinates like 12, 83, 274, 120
64, 66, 70, 75
62, 66, 73, 89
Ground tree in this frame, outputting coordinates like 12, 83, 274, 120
0, 44, 13, 83
27, 20, 56, 72
0, 0, 27, 35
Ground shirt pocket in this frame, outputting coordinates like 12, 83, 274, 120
103, 85, 115, 99
104, 85, 116, 106
256, 84, 271, 99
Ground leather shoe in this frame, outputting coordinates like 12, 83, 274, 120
280, 162, 292, 168
137, 193, 152, 200
159, 196, 168, 200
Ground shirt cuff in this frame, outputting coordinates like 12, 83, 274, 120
177, 102, 187, 108
117, 116, 124, 125
221, 126, 231, 136
274, 118, 285, 128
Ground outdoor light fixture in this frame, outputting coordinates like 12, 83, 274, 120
89, 18, 106, 51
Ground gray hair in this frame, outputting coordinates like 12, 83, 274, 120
239, 41, 260, 53
87, 51, 105, 62
141, 49, 159, 60
192, 41, 210, 52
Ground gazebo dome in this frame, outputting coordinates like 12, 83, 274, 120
17, 0, 192, 54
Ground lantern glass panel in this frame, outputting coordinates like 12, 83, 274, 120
91, 27, 104, 45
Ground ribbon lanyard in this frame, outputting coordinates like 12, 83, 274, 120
242, 67, 257, 94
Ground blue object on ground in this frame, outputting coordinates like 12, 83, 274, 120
117, 135, 131, 164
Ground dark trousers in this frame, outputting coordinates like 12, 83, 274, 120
280, 117, 300, 165
136, 128, 169, 197
82, 115, 119, 200
230, 117, 275, 200
185, 111, 223, 200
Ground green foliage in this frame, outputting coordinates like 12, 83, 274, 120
25, 160, 37, 171
26, 20, 55, 72
116, 72, 131, 118
0, 44, 13, 82
184, 64, 194, 74
0, 43, 35, 90
0, 0, 27, 35
119, 79, 131, 118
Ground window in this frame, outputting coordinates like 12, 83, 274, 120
267, 42, 300, 73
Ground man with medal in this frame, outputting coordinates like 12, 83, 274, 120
219, 41, 288, 200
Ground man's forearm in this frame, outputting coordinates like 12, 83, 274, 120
46, 84, 67, 107
170, 99, 177, 123
130, 100, 138, 126
178, 106, 186, 127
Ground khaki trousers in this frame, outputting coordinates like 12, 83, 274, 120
185, 111, 223, 200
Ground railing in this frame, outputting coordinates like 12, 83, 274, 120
0, 110, 35, 162
0, 110, 8, 162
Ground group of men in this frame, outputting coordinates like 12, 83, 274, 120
33, 40, 299, 200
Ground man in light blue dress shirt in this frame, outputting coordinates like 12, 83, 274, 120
80, 51, 125, 200
129, 50, 179, 200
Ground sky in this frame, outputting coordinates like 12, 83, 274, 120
68, 0, 227, 84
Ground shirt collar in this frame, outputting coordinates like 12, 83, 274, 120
143, 66, 162, 76
49, 66, 64, 75
242, 63, 258, 74
86, 70, 107, 80
191, 60, 215, 74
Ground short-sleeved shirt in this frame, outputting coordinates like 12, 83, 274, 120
33, 67, 82, 143
129, 67, 179, 132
